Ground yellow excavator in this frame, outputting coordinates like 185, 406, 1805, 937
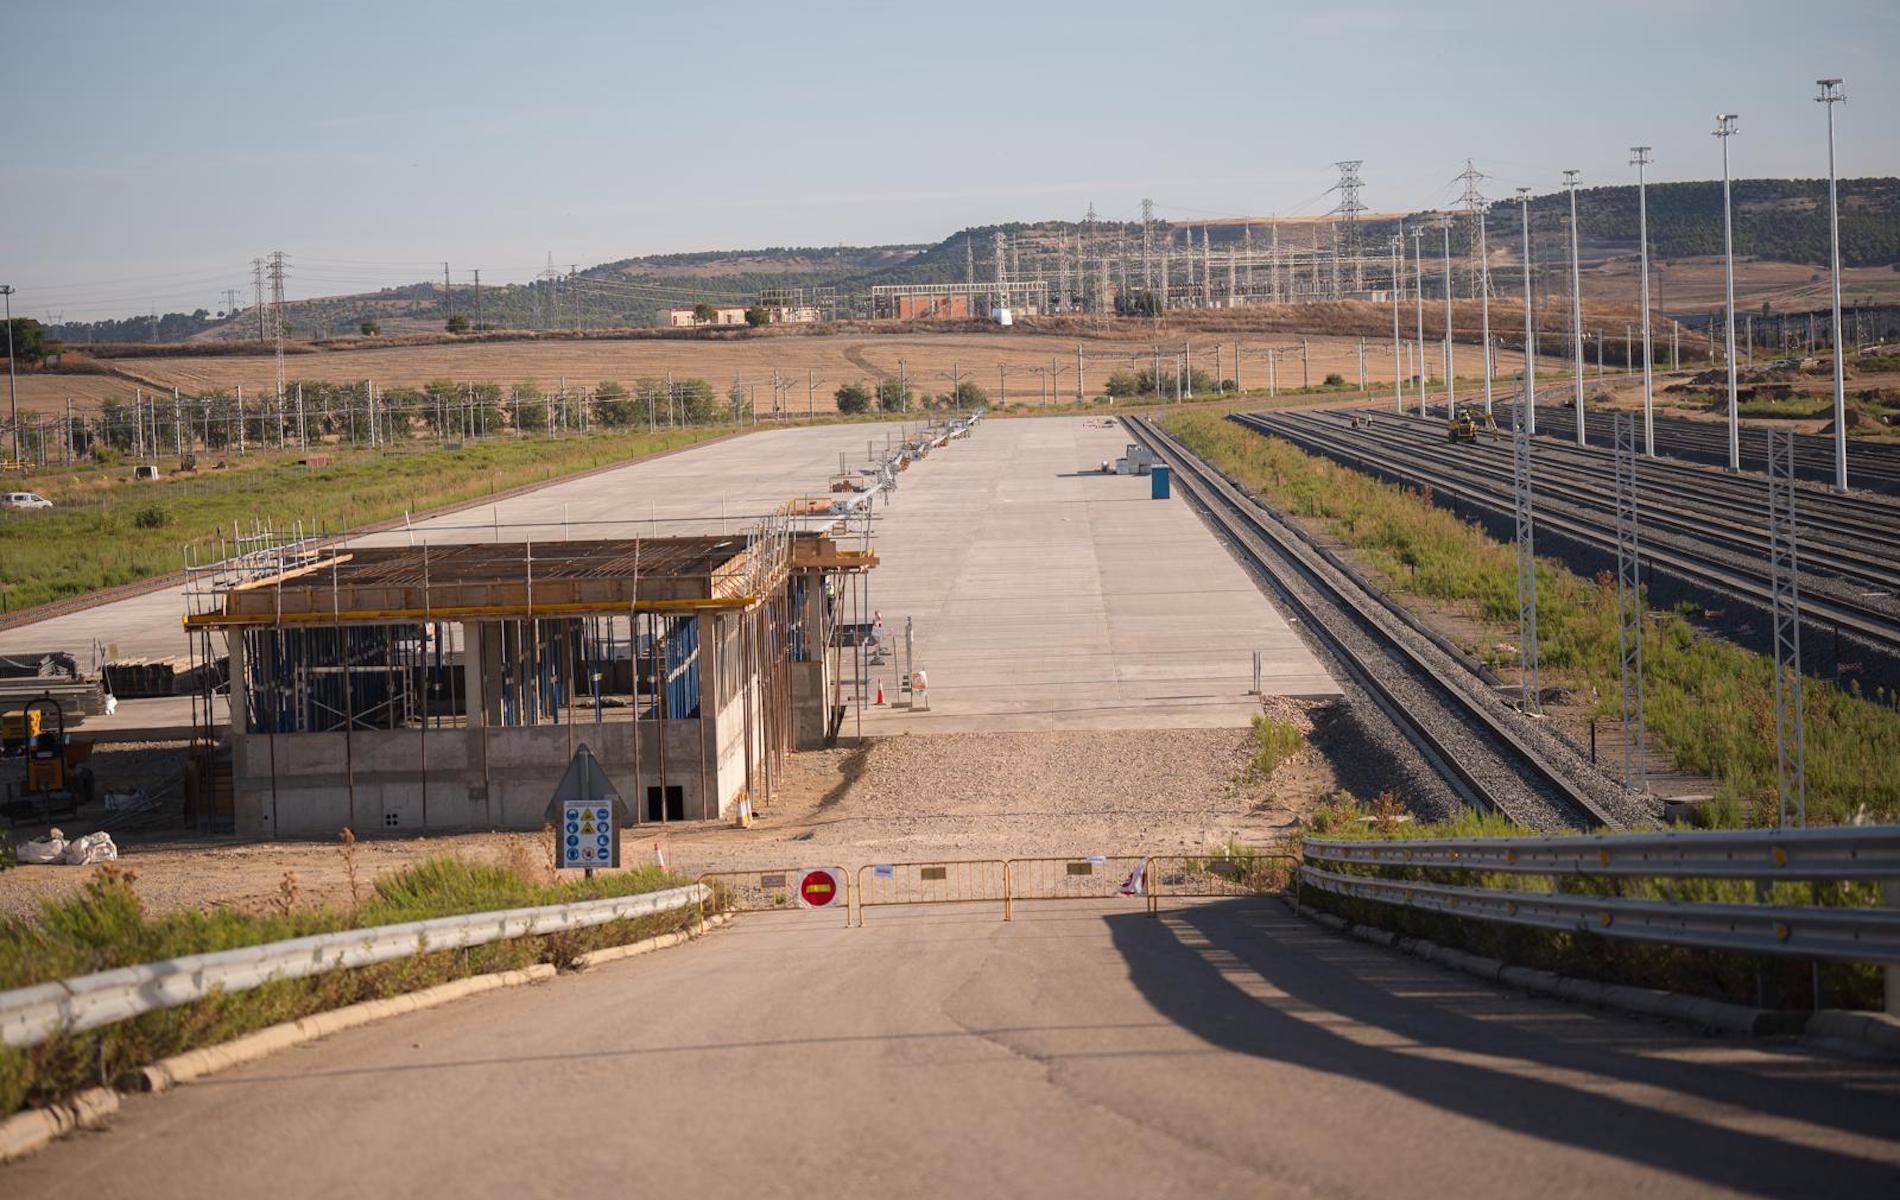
1446, 406, 1479, 443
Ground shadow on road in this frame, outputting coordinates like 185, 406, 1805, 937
1107, 899, 1900, 1197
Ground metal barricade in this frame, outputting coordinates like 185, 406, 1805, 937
697, 867, 853, 928
1143, 848, 1297, 914
854, 860, 1010, 926
1004, 856, 1152, 917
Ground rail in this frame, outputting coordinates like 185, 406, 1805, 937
0, 883, 708, 1048
1300, 827, 1900, 978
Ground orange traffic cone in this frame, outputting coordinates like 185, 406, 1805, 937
875, 679, 886, 706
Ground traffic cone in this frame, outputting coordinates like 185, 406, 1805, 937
875, 679, 886, 706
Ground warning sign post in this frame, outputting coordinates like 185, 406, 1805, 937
543, 744, 632, 876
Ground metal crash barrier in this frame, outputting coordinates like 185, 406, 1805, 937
854, 860, 1009, 926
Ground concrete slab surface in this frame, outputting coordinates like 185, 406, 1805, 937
859, 416, 1335, 732
3, 417, 1334, 735
8, 900, 1896, 1199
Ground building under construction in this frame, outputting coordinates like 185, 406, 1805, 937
182, 520, 876, 837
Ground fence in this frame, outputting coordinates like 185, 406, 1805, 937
1300, 827, 1900, 1009
696, 867, 853, 927
854, 860, 1008, 925
0, 883, 707, 1049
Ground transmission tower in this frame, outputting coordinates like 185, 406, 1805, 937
964, 236, 975, 287
221, 289, 240, 321
267, 251, 288, 404
1329, 161, 1365, 296
1454, 159, 1490, 297
992, 232, 1007, 313
1613, 412, 1647, 791
1767, 429, 1807, 825
252, 258, 266, 340
1140, 198, 1155, 292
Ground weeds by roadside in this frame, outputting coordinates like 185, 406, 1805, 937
0, 851, 692, 1117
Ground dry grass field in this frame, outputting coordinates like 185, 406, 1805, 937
1585, 255, 1900, 310
15, 330, 1553, 418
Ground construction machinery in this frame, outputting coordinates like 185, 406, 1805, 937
1447, 406, 1479, 443
2, 698, 93, 822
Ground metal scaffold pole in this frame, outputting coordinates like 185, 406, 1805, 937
1613, 412, 1647, 793
1518, 188, 1537, 436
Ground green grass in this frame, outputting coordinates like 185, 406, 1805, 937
1163, 410, 1900, 825
1298, 796, 1884, 1010
0, 427, 731, 613
0, 855, 695, 1116
1245, 715, 1305, 783
1735, 396, 1833, 419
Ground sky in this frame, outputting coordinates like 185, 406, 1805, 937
4, 0, 1896, 320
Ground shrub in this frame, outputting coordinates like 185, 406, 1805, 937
834, 382, 871, 415
1323, 372, 1346, 387
132, 504, 170, 530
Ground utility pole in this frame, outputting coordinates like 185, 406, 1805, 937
1563, 170, 1586, 446
1818, 79, 1848, 492
474, 269, 483, 330
1440, 214, 1455, 410
1715, 113, 1741, 471
1, 285, 15, 464
252, 258, 266, 340
1390, 237, 1404, 412
443, 263, 452, 321
1411, 224, 1427, 416
1478, 207, 1493, 416
1632, 146, 1655, 456
267, 251, 288, 413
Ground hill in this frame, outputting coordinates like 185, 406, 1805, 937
42, 178, 1900, 346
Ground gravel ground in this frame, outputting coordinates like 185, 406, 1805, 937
1, 726, 1338, 919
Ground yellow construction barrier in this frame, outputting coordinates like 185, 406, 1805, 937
854, 860, 1010, 926
696, 867, 853, 928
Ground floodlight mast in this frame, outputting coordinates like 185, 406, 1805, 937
1715, 114, 1741, 471
1563, 170, 1584, 446
1817, 80, 1848, 492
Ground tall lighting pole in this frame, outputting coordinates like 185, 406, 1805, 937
1818, 80, 1847, 492
1563, 170, 1585, 446
1412, 224, 1427, 416
1, 286, 15, 463
1518, 188, 1536, 435
1715, 113, 1741, 471
1478, 205, 1493, 418
1631, 147, 1656, 457
1390, 236, 1403, 412
1440, 214, 1456, 411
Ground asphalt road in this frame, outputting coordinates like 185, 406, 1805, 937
8, 899, 1900, 1198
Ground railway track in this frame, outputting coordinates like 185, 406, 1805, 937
1124, 417, 1632, 832
1531, 406, 1900, 497
1239, 408, 1900, 677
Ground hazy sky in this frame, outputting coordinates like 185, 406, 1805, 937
6, 0, 1895, 319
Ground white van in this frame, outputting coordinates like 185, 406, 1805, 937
1, 492, 52, 510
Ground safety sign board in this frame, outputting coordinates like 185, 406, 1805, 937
543, 743, 630, 870
797, 867, 844, 908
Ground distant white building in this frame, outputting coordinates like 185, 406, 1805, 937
664, 305, 749, 327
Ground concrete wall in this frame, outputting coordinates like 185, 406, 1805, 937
234, 717, 728, 838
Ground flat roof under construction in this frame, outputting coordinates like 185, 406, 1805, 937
190, 533, 872, 628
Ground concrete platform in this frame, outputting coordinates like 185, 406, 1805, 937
2, 418, 1337, 736
858, 417, 1336, 733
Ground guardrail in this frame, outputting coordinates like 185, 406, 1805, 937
1302, 827, 1900, 880
0, 883, 708, 1049
1300, 827, 1900, 985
